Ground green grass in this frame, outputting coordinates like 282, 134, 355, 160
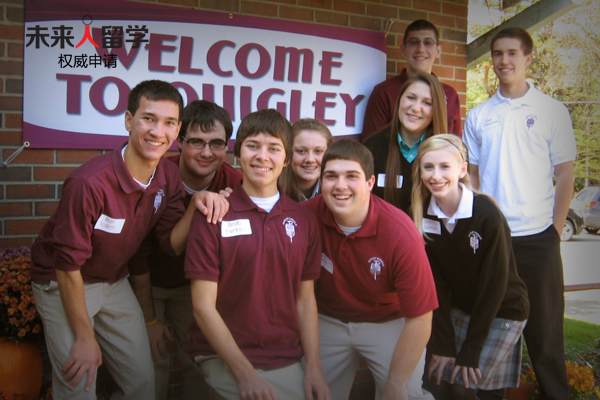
564, 317, 600, 367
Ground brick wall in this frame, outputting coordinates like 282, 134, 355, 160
0, 0, 466, 398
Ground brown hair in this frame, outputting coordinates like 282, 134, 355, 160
383, 72, 448, 209
127, 80, 183, 117
179, 100, 233, 141
411, 134, 471, 236
233, 109, 293, 163
280, 119, 334, 202
491, 27, 534, 55
321, 139, 374, 181
403, 19, 440, 44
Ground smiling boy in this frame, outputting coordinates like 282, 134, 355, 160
463, 27, 577, 400
303, 140, 438, 400
184, 109, 330, 400
31, 80, 191, 399
361, 20, 462, 140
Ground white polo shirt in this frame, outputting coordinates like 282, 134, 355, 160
463, 83, 576, 236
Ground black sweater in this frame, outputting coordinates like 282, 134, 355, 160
425, 194, 529, 368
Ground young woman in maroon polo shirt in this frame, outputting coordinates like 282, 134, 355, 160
363, 72, 448, 214
280, 118, 334, 202
411, 134, 529, 400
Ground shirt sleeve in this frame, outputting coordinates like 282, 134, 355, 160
184, 209, 221, 282
549, 102, 577, 166
463, 110, 481, 166
449, 93, 463, 138
361, 84, 392, 141
153, 171, 186, 257
51, 175, 99, 271
301, 212, 322, 282
128, 232, 154, 276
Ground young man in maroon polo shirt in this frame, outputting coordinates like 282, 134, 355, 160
361, 19, 462, 141
184, 109, 331, 400
30, 81, 226, 400
129, 100, 242, 400
303, 140, 438, 400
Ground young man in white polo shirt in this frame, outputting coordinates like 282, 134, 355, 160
463, 27, 576, 400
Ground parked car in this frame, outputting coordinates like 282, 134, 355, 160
562, 208, 584, 241
569, 185, 600, 234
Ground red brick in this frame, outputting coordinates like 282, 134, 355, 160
0, 237, 35, 248
7, 6, 24, 23
431, 15, 455, 28
386, 61, 396, 75
264, 0, 296, 4
157, 0, 197, 6
315, 10, 349, 26
298, 0, 333, 10
333, 0, 364, 14
0, 42, 5, 57
5, 113, 22, 129
0, 25, 24, 41
441, 79, 466, 93
3, 148, 53, 164
386, 47, 403, 60
441, 54, 466, 68
5, 218, 48, 235
396, 9, 427, 23
0, 95, 23, 111
389, 21, 408, 35
6, 184, 55, 199
280, 6, 313, 21
413, 0, 440, 12
241, 1, 278, 17
442, 2, 467, 17
457, 16, 468, 30
395, 61, 407, 74
8, 42, 24, 58
0, 202, 32, 217
35, 201, 59, 216
349, 15, 382, 31
200, 0, 239, 12
456, 43, 467, 55
441, 41, 454, 54
383, 0, 411, 7
55, 149, 102, 164
441, 28, 467, 42
34, 166, 76, 181
366, 4, 397, 18
386, 34, 396, 47
455, 67, 467, 80
432, 65, 454, 79
1, 133, 22, 151
0, 185, 3, 200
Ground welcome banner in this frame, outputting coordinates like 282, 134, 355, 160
23, 0, 386, 149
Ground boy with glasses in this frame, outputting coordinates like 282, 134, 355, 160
129, 100, 242, 400
361, 20, 462, 141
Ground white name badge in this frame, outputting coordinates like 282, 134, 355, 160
94, 214, 125, 234
221, 219, 252, 237
423, 218, 442, 235
377, 174, 403, 188
321, 253, 334, 274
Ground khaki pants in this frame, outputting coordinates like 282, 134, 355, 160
195, 356, 306, 400
32, 278, 155, 400
318, 314, 434, 400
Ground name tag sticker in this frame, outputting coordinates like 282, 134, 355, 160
321, 253, 334, 274
94, 214, 125, 234
377, 174, 403, 188
423, 219, 442, 235
221, 219, 252, 237
483, 119, 500, 129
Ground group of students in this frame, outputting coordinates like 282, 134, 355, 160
29, 18, 576, 400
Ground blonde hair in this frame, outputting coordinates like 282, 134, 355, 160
411, 134, 471, 236
280, 119, 334, 202
383, 72, 448, 209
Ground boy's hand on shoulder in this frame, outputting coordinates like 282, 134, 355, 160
192, 190, 230, 224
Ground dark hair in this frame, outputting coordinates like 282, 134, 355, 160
403, 19, 439, 44
491, 27, 533, 55
127, 80, 183, 117
280, 118, 334, 202
383, 72, 448, 209
322, 140, 374, 180
179, 100, 233, 141
234, 109, 293, 163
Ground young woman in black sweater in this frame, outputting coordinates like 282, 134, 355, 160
412, 134, 529, 400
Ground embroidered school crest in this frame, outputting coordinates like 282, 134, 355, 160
468, 231, 482, 254
283, 217, 297, 243
526, 114, 537, 130
368, 257, 385, 280
154, 189, 165, 213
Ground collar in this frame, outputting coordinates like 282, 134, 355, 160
427, 183, 473, 224
229, 183, 295, 214
319, 193, 379, 238
494, 80, 538, 107
398, 132, 426, 163
113, 142, 166, 195
301, 180, 321, 201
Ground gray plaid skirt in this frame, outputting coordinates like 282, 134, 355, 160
438, 308, 527, 390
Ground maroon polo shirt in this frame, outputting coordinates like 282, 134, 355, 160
128, 155, 242, 288
185, 185, 322, 370
361, 69, 463, 141
31, 144, 185, 284
303, 194, 438, 322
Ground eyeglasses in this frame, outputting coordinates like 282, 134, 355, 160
405, 38, 438, 49
181, 136, 227, 150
